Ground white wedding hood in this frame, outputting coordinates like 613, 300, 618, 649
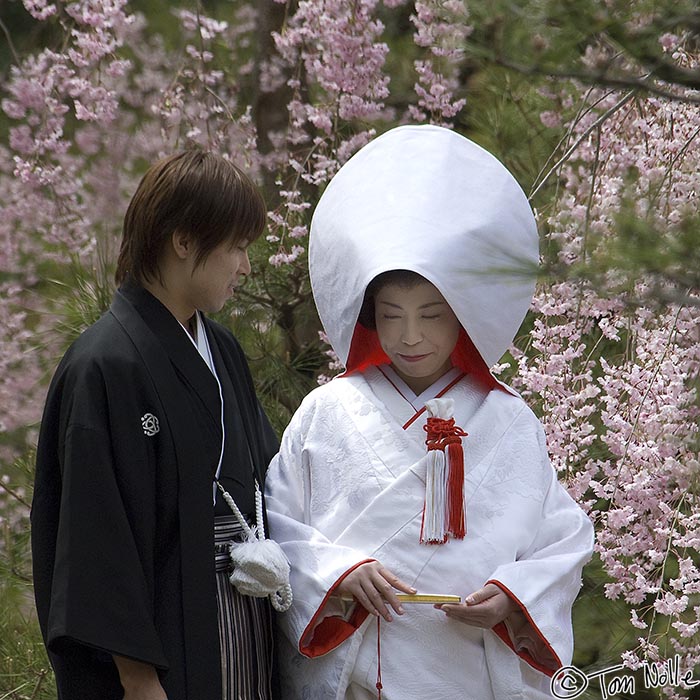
309, 124, 539, 369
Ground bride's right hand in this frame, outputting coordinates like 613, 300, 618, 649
336, 561, 416, 622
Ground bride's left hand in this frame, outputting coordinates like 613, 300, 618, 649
435, 583, 518, 628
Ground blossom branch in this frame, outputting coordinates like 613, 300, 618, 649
529, 90, 636, 200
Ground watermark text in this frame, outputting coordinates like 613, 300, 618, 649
550, 654, 700, 699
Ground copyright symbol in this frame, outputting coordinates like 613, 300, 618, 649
550, 665, 589, 699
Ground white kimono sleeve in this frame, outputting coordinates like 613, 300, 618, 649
487, 422, 594, 674
265, 399, 373, 658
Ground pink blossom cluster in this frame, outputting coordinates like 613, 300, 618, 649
0, 0, 140, 452
316, 330, 344, 384
272, 0, 390, 130
23, 0, 57, 21
0, 285, 38, 435
264, 0, 392, 264
520, 62, 700, 679
1, 0, 137, 265
152, 6, 262, 165
408, 0, 470, 124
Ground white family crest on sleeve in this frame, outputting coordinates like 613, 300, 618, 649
141, 412, 160, 436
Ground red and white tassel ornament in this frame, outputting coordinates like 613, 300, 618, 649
420, 399, 467, 544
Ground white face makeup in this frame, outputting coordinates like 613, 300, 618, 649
374, 279, 461, 395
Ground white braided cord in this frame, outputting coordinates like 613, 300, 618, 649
215, 478, 292, 612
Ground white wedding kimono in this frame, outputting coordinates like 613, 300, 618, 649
265, 366, 594, 700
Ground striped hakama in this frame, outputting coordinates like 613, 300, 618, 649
215, 515, 274, 700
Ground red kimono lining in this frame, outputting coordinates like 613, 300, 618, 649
299, 559, 375, 658
487, 579, 561, 677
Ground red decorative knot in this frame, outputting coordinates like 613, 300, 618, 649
424, 417, 468, 450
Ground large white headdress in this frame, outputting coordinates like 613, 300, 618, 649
309, 124, 539, 370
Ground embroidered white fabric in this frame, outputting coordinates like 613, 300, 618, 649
265, 370, 594, 699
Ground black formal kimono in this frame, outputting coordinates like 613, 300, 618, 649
31, 281, 279, 699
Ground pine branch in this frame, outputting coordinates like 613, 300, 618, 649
0, 481, 30, 510
493, 57, 700, 105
